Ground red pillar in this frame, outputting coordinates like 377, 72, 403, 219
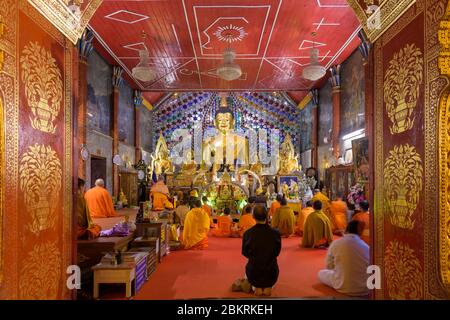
311, 89, 319, 168
329, 65, 341, 159
134, 90, 142, 162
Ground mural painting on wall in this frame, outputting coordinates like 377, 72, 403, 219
119, 82, 135, 145
140, 106, 153, 152
0, 97, 3, 284
352, 136, 369, 183
299, 102, 312, 153
318, 82, 332, 147
20, 42, 62, 134
341, 50, 365, 135
383, 144, 423, 230
87, 50, 111, 135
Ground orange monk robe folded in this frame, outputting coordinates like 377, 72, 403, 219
330, 200, 348, 233
272, 205, 296, 237
302, 210, 333, 248
77, 194, 101, 239
85, 186, 117, 218
212, 215, 233, 237
352, 211, 370, 245
295, 207, 314, 236
238, 214, 256, 237
182, 208, 210, 250
312, 192, 333, 229
268, 200, 280, 217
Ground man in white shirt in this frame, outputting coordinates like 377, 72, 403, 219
175, 200, 190, 227
318, 220, 370, 296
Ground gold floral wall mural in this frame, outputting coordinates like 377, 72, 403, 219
383, 144, 423, 230
385, 240, 424, 299
20, 41, 62, 134
0, 96, 3, 285
19, 241, 61, 299
19, 144, 62, 234
383, 43, 423, 134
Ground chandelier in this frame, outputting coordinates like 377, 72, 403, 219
132, 31, 156, 82
217, 34, 242, 81
302, 33, 326, 81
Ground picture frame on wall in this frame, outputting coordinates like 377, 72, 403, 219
352, 136, 369, 182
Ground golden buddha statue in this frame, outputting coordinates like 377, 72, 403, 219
249, 154, 262, 175
278, 134, 299, 175
151, 133, 173, 176
179, 150, 197, 176
119, 189, 128, 206
202, 95, 248, 173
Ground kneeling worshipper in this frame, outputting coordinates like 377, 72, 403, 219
268, 194, 282, 219
85, 178, 117, 218
175, 199, 190, 227
182, 199, 210, 250
239, 206, 281, 296
312, 187, 333, 230
318, 220, 369, 297
352, 200, 370, 245
150, 177, 174, 211
271, 197, 295, 237
295, 201, 314, 236
77, 178, 101, 239
212, 207, 235, 237
302, 200, 334, 248
238, 206, 256, 237
330, 194, 348, 235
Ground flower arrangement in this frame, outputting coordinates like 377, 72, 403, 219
347, 183, 366, 207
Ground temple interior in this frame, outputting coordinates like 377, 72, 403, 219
1, 0, 450, 300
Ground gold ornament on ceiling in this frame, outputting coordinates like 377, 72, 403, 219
19, 241, 61, 300
20, 42, 62, 134
19, 144, 62, 235
383, 144, 423, 230
384, 43, 423, 134
384, 240, 423, 299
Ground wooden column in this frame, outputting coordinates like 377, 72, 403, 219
311, 89, 319, 168
329, 65, 341, 159
134, 90, 143, 162
112, 66, 123, 199
76, 29, 94, 180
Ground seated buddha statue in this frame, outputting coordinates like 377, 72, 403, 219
202, 96, 248, 173
278, 134, 299, 175
151, 133, 173, 176
179, 150, 197, 176
249, 154, 262, 175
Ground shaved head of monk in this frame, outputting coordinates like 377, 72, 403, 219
95, 179, 105, 187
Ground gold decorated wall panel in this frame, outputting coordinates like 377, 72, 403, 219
373, 0, 450, 299
0, 0, 73, 299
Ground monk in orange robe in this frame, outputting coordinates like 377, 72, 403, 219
312, 189, 333, 229
212, 207, 234, 237
238, 206, 256, 237
295, 201, 314, 236
202, 196, 214, 228
150, 178, 174, 211
330, 195, 348, 235
182, 199, 210, 249
77, 178, 101, 239
85, 178, 117, 218
268, 195, 282, 218
352, 200, 370, 245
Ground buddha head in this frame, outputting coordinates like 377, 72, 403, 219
215, 107, 234, 134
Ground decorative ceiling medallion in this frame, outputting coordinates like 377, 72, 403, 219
104, 10, 150, 24
214, 24, 248, 43
347, 0, 416, 42
27, 0, 103, 45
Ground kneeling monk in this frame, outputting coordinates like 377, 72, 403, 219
77, 178, 101, 239
302, 200, 333, 248
238, 206, 256, 237
212, 207, 234, 237
182, 199, 210, 250
271, 197, 295, 237
85, 178, 117, 218
150, 178, 174, 211
330, 195, 348, 235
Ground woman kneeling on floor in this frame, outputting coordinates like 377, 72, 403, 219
232, 205, 281, 296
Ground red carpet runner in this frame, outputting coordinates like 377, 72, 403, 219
134, 235, 344, 299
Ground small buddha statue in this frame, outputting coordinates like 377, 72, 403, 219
278, 134, 299, 175
249, 154, 262, 175
180, 150, 197, 176
119, 189, 128, 207
151, 133, 173, 176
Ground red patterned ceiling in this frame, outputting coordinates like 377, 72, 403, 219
89, 0, 361, 92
